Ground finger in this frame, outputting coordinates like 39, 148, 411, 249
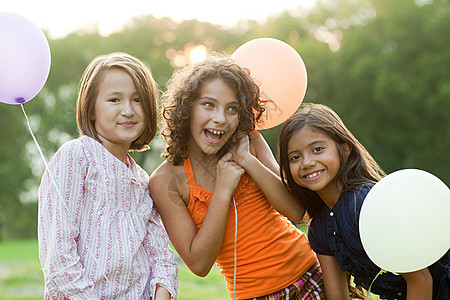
229, 163, 245, 174
226, 161, 240, 168
219, 152, 233, 162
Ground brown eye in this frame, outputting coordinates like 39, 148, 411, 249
289, 154, 301, 162
313, 146, 323, 153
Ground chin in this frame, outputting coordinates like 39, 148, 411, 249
203, 146, 222, 156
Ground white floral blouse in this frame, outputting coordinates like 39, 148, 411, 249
38, 136, 178, 299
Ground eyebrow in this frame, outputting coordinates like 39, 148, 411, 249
105, 91, 138, 97
198, 95, 216, 101
198, 96, 240, 106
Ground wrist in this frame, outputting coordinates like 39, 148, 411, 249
212, 187, 234, 203
239, 155, 258, 171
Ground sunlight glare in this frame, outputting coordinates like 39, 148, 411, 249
189, 45, 208, 63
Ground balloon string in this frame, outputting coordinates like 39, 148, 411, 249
232, 196, 238, 300
20, 103, 109, 283
365, 269, 385, 300
20, 103, 67, 209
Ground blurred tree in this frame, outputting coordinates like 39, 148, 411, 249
0, 105, 37, 239
317, 0, 450, 182
1, 0, 448, 239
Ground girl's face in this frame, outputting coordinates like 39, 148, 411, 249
93, 68, 144, 160
287, 126, 343, 205
188, 77, 240, 156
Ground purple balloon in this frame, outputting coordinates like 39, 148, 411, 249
0, 12, 51, 105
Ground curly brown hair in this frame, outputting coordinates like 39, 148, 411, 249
160, 55, 265, 165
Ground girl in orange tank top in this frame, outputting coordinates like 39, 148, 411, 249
149, 55, 326, 299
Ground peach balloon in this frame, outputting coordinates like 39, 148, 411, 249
231, 38, 307, 130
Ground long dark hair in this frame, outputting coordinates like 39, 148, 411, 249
279, 103, 384, 299
278, 103, 385, 218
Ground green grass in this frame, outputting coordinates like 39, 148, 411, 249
0, 239, 43, 300
178, 262, 229, 299
0, 239, 228, 300
0, 239, 40, 262
0, 239, 381, 300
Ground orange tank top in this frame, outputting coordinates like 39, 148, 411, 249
184, 157, 317, 299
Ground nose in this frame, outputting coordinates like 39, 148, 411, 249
121, 100, 135, 117
302, 153, 316, 168
212, 108, 226, 124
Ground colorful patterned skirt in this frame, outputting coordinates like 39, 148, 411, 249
247, 262, 326, 300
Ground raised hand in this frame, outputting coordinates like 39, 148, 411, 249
230, 133, 252, 168
215, 152, 245, 198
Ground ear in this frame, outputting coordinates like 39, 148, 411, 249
342, 143, 351, 160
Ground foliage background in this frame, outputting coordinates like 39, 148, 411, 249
0, 0, 448, 241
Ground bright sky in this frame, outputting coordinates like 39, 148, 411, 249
3, 0, 316, 39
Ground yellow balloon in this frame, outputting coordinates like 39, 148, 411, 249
359, 169, 450, 273
232, 38, 307, 130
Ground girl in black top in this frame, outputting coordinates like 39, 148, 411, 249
278, 103, 448, 299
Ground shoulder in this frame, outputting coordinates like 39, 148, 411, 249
56, 136, 99, 156
248, 130, 279, 173
50, 137, 89, 163
248, 130, 267, 154
353, 183, 373, 201
44, 138, 91, 181
57, 137, 83, 152
248, 130, 263, 143
150, 160, 179, 183
339, 183, 374, 214
129, 157, 150, 182
149, 160, 188, 203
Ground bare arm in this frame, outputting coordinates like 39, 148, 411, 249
317, 254, 350, 300
155, 284, 172, 300
149, 154, 243, 277
401, 268, 432, 300
232, 131, 305, 222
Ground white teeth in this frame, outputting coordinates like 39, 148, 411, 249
207, 129, 224, 135
306, 172, 321, 179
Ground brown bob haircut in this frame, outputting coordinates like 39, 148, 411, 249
76, 52, 158, 152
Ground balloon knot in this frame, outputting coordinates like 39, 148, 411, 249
15, 97, 25, 104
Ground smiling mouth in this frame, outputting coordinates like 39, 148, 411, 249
304, 170, 324, 179
204, 128, 225, 144
120, 122, 136, 128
